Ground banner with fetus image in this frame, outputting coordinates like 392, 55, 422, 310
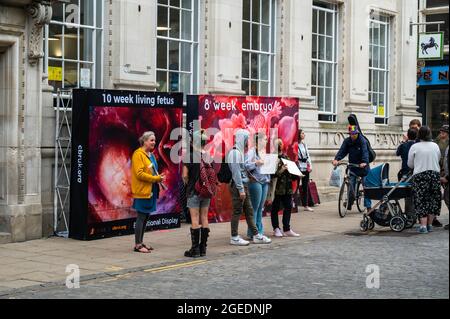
186, 95, 300, 223
70, 89, 184, 240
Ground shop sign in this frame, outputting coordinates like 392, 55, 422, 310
418, 32, 444, 60
417, 66, 449, 86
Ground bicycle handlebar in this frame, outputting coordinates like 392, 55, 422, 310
335, 162, 360, 168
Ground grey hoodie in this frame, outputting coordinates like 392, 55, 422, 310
227, 129, 250, 193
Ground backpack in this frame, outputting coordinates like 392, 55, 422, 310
217, 161, 232, 184
348, 114, 376, 163
194, 160, 218, 198
217, 147, 236, 184
363, 135, 376, 163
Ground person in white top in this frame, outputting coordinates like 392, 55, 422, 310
407, 126, 442, 234
297, 129, 314, 212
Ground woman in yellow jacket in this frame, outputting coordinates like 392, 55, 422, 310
131, 131, 165, 253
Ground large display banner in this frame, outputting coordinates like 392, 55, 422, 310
187, 95, 300, 223
70, 89, 184, 240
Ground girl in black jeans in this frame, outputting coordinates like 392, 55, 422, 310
271, 139, 300, 238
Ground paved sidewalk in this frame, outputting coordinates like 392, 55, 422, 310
0, 200, 448, 295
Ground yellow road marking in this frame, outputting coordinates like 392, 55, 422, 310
144, 260, 208, 273
100, 278, 119, 283
105, 266, 124, 272
99, 260, 208, 282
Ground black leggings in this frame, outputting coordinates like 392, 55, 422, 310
300, 171, 313, 207
271, 194, 292, 232
135, 212, 150, 245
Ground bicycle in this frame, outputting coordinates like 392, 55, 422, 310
335, 162, 366, 218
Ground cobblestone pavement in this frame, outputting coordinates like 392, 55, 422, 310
5, 227, 448, 299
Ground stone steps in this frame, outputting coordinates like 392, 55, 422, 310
0, 232, 12, 244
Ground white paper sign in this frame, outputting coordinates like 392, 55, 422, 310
260, 153, 279, 175
281, 158, 304, 177
80, 68, 91, 88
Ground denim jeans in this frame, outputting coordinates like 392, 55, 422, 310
247, 182, 269, 237
349, 174, 372, 208
229, 183, 258, 238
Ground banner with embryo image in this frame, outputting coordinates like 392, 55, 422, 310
70, 89, 184, 240
187, 95, 300, 223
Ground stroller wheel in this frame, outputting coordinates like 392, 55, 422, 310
368, 218, 375, 230
404, 214, 416, 229
360, 217, 369, 232
390, 216, 406, 232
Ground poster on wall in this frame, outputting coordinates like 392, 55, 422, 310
187, 95, 300, 223
418, 32, 444, 60
70, 89, 184, 240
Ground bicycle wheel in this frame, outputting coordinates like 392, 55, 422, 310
355, 181, 366, 213
338, 182, 350, 218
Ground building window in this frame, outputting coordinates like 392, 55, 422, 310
242, 0, 275, 96
311, 2, 338, 122
426, 90, 449, 138
156, 0, 198, 94
369, 15, 390, 124
426, 0, 448, 8
44, 0, 103, 93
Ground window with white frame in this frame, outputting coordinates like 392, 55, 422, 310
156, 0, 198, 94
311, 2, 338, 122
44, 0, 103, 93
369, 15, 390, 124
242, 0, 275, 96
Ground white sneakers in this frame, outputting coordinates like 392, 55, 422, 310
230, 236, 250, 246
273, 228, 300, 238
253, 234, 272, 244
273, 228, 284, 237
304, 206, 314, 212
230, 234, 272, 245
283, 229, 300, 237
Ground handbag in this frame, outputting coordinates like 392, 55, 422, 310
329, 166, 343, 188
308, 180, 320, 205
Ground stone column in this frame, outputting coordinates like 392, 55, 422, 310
201, 0, 244, 95
110, 0, 158, 90
277, 0, 317, 128
393, 0, 421, 131
341, 0, 373, 130
0, 0, 53, 242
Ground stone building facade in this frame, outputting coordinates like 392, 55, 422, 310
1, 0, 422, 243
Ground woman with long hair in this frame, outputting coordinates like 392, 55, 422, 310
245, 132, 271, 239
298, 129, 314, 212
182, 130, 213, 257
271, 139, 300, 238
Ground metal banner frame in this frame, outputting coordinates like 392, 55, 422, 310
54, 89, 72, 237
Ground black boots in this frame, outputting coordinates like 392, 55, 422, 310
184, 228, 200, 258
199, 227, 210, 257
184, 227, 210, 258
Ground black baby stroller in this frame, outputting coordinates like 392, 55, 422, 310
360, 163, 416, 232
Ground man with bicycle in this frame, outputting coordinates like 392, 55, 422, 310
332, 125, 372, 212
